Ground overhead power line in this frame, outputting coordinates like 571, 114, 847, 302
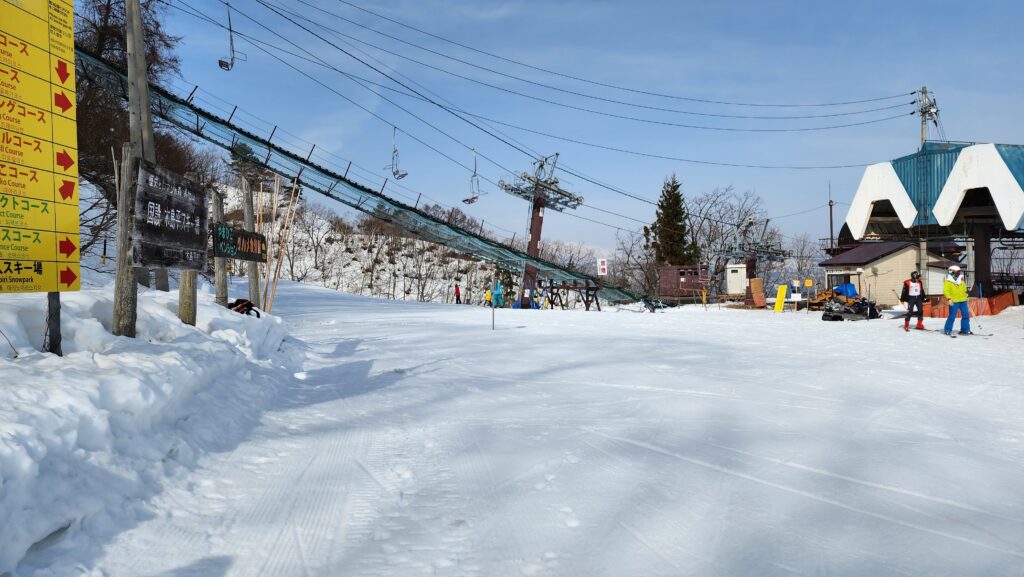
267, 2, 917, 132
329, 0, 916, 108
287, 0, 915, 121
161, 0, 858, 243
164, 1, 901, 172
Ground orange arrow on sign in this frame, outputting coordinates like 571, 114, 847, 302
58, 179, 75, 200
54, 91, 73, 113
55, 60, 71, 84
59, 267, 77, 287
55, 150, 74, 171
58, 236, 77, 258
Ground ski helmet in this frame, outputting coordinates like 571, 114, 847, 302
948, 264, 961, 274
910, 270, 920, 280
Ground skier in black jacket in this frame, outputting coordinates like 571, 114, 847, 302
899, 271, 925, 331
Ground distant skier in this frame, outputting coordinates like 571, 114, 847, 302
494, 280, 504, 308
900, 270, 925, 331
943, 264, 972, 335
454, 283, 461, 304
483, 287, 492, 307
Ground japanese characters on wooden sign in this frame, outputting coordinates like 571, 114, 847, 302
0, 0, 80, 293
133, 161, 208, 270
211, 222, 267, 263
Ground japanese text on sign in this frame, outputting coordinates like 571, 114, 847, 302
211, 222, 268, 263
133, 161, 208, 270
0, 0, 79, 294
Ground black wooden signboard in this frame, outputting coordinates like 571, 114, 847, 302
212, 223, 268, 263
133, 162, 208, 270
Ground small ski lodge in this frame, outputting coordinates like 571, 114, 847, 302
658, 264, 709, 301
818, 241, 958, 306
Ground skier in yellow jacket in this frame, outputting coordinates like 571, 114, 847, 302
943, 264, 972, 335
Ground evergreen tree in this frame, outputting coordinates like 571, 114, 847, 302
643, 174, 700, 265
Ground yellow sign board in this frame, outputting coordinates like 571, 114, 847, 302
0, 30, 48, 79
0, 59, 51, 108
804, 278, 814, 288
773, 285, 788, 313
0, 127, 50, 170
0, 3, 47, 51
0, 190, 76, 232
0, 95, 51, 141
0, 0, 77, 293
0, 259, 78, 293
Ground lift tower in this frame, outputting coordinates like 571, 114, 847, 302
498, 154, 584, 307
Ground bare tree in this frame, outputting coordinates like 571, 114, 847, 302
787, 233, 824, 284
610, 230, 658, 296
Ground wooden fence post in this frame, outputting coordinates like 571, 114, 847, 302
212, 187, 228, 308
113, 144, 139, 337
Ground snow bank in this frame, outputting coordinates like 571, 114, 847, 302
0, 286, 288, 574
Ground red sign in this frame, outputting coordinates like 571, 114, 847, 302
597, 258, 608, 276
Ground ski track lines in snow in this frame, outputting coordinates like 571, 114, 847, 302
24, 281, 1024, 576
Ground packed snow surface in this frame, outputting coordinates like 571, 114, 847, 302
4, 280, 1024, 576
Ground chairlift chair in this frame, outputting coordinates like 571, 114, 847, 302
463, 148, 483, 204
218, 4, 247, 71
385, 127, 408, 179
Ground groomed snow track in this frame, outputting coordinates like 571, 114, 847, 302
75, 47, 638, 303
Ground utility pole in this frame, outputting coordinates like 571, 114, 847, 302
212, 187, 228, 308
113, 144, 138, 337
828, 181, 834, 250
241, 177, 261, 305
127, 0, 169, 291
918, 85, 938, 147
114, 0, 153, 337
498, 154, 583, 308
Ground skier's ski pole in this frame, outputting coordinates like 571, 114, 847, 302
977, 282, 984, 331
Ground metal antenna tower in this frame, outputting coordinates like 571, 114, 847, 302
498, 153, 584, 307
918, 85, 939, 145
715, 216, 790, 305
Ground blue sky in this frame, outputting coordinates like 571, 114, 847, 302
161, 0, 1024, 251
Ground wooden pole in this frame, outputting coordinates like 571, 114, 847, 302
44, 291, 62, 356
212, 187, 228, 308
125, 0, 148, 292
255, 180, 264, 292
113, 144, 139, 337
177, 172, 200, 326
127, 0, 168, 291
261, 175, 281, 309
267, 180, 300, 312
178, 270, 197, 325
241, 177, 261, 305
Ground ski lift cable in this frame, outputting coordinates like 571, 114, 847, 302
281, 0, 914, 121
166, 1, 888, 177
164, 0, 845, 241
195, 0, 534, 181
327, 0, 916, 109
165, 0, 516, 231
267, 2, 919, 131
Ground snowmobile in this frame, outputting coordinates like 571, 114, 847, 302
821, 297, 879, 321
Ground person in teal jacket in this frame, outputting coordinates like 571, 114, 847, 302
943, 264, 972, 335
493, 279, 504, 308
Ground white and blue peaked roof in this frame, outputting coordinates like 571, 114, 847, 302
846, 142, 1024, 239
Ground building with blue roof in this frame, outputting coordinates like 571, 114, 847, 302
843, 141, 1024, 295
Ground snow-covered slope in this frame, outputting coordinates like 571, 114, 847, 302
0, 282, 288, 575
5, 280, 1024, 576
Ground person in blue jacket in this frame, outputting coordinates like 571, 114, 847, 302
493, 279, 504, 308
